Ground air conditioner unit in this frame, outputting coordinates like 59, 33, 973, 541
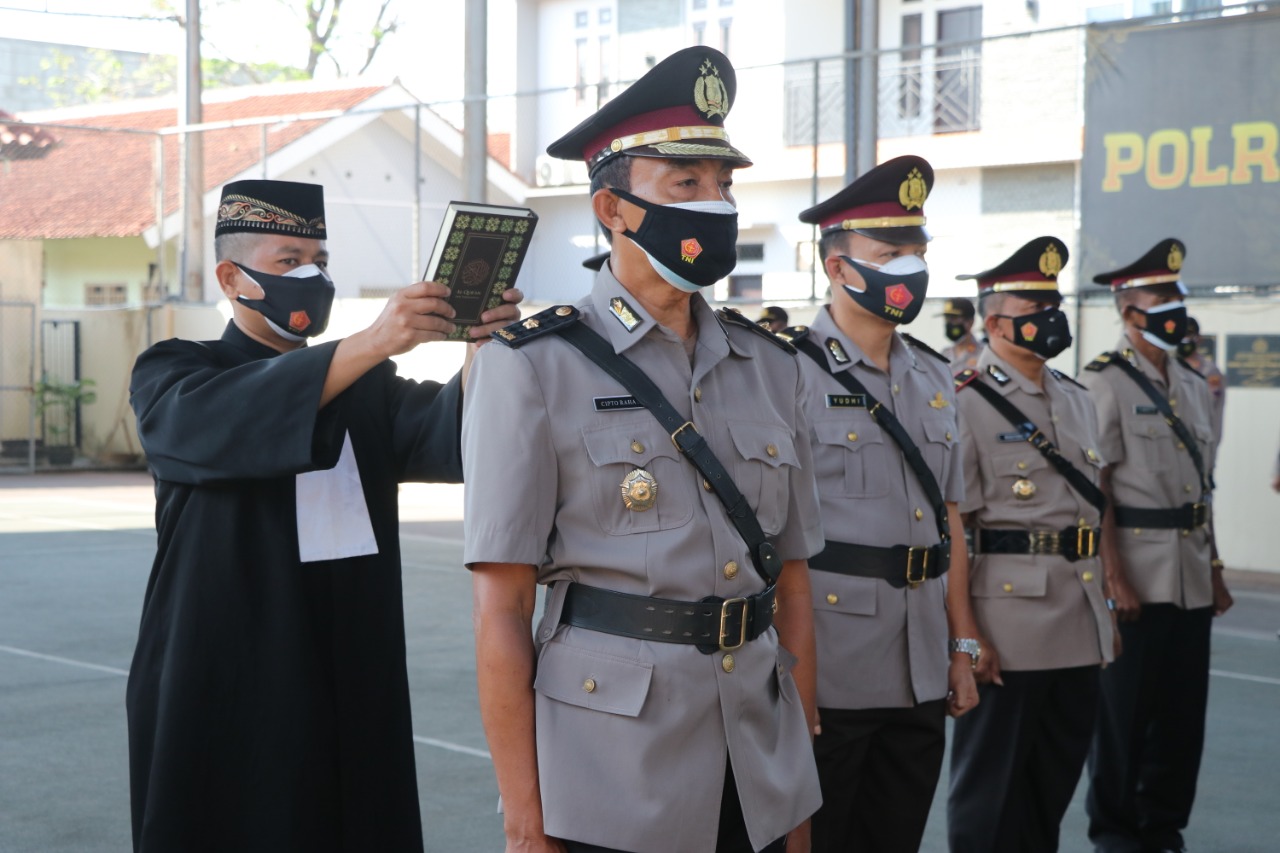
535, 154, 588, 187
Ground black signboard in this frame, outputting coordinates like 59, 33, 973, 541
1225, 335, 1280, 388
1081, 13, 1280, 288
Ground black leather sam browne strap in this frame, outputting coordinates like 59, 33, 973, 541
954, 369, 1107, 514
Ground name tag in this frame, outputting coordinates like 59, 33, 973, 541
826, 393, 867, 409
594, 395, 643, 411
997, 431, 1025, 443
1134, 405, 1160, 415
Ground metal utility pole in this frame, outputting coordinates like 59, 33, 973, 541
178, 0, 204, 302
846, 0, 878, 182
463, 0, 488, 203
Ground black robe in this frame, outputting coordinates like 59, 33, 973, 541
126, 321, 462, 853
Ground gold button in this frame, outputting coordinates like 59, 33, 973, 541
555, 306, 572, 317
1087, 449, 1098, 461
1080, 518, 1088, 526
724, 561, 739, 580
631, 440, 644, 454
722, 654, 735, 673
694, 387, 703, 402
766, 444, 778, 458
583, 678, 596, 693
892, 384, 900, 394
1083, 571, 1095, 582
523, 318, 540, 330
1177, 441, 1186, 450
826, 593, 839, 605
1017, 461, 1028, 470
847, 432, 858, 442
914, 508, 924, 521
1184, 484, 1193, 493
1052, 415, 1060, 423
703, 478, 713, 491
946, 431, 953, 441
1134, 528, 1143, 535
1003, 583, 1014, 593
1181, 529, 1190, 538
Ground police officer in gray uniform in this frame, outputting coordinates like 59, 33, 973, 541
946, 237, 1116, 852
463, 47, 823, 853
1081, 239, 1233, 853
941, 297, 985, 371
786, 156, 981, 853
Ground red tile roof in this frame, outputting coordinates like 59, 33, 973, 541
0, 85, 383, 239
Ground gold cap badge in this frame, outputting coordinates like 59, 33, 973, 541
693, 58, 729, 119
1168, 242, 1184, 272
1012, 478, 1037, 500
1039, 244, 1063, 279
899, 167, 928, 211
621, 468, 658, 512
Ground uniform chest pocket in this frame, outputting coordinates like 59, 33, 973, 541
582, 422, 694, 535
726, 420, 800, 535
1125, 417, 1174, 469
920, 416, 959, 488
983, 448, 1051, 505
534, 643, 653, 718
813, 420, 889, 498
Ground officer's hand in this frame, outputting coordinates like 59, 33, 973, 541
468, 287, 525, 347
1108, 572, 1142, 623
973, 640, 1003, 687
947, 656, 980, 718
366, 280, 457, 357
785, 818, 811, 853
1211, 572, 1234, 617
504, 835, 566, 853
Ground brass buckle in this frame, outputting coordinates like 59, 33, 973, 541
670, 421, 698, 450
1029, 530, 1061, 554
718, 598, 750, 651
905, 547, 930, 588
1191, 502, 1208, 528
1076, 525, 1098, 559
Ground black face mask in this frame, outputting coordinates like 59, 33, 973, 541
994, 306, 1073, 360
610, 188, 738, 291
1177, 337, 1197, 358
1134, 301, 1189, 353
235, 262, 335, 340
839, 254, 930, 325
944, 320, 967, 342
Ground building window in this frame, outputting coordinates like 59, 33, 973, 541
693, 20, 706, 44
719, 0, 733, 6
575, 37, 589, 104
85, 284, 126, 306
899, 14, 922, 120
738, 242, 765, 262
719, 18, 732, 55
727, 274, 763, 300
575, 10, 588, 27
599, 34, 614, 101
599, 6, 612, 25
934, 6, 982, 133
693, 0, 707, 9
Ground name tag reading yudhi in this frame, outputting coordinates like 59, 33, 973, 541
594, 395, 644, 412
826, 393, 867, 409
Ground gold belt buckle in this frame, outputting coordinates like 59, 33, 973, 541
718, 597, 749, 651
905, 547, 930, 588
670, 421, 698, 450
1029, 530, 1060, 554
1076, 525, 1097, 558
1192, 502, 1207, 527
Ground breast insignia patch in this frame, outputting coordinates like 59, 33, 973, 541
826, 337, 851, 364
609, 296, 642, 332
987, 364, 1012, 385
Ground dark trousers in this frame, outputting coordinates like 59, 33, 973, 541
810, 699, 947, 853
948, 666, 1100, 852
561, 762, 785, 853
1087, 604, 1213, 853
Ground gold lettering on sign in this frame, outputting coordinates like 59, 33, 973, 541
1101, 122, 1280, 192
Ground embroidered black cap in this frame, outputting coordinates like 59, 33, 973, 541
546, 46, 751, 175
957, 237, 1069, 299
216, 179, 326, 239
757, 305, 789, 325
798, 155, 933, 245
940, 298, 976, 318
1092, 238, 1187, 292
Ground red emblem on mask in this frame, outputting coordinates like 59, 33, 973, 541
1164, 319, 1177, 335
680, 238, 703, 263
885, 283, 914, 309
1021, 321, 1038, 341
289, 310, 311, 332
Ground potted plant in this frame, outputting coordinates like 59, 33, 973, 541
34, 376, 96, 466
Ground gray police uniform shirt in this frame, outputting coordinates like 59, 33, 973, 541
1079, 337, 1215, 610
462, 269, 824, 853
943, 332, 986, 372
798, 307, 963, 710
959, 348, 1113, 672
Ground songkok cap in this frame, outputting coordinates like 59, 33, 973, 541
583, 251, 610, 272
1092, 238, 1187, 293
758, 306, 789, 325
958, 237, 1069, 299
940, 297, 976, 318
216, 179, 326, 239
546, 46, 751, 176
798, 155, 933, 245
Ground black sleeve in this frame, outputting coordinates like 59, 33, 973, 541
388, 365, 464, 484
130, 339, 344, 485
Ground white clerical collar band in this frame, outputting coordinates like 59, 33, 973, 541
822, 215, 927, 233
589, 125, 732, 168
1113, 273, 1181, 290
984, 280, 1062, 293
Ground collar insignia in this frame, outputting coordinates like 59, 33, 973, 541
609, 296, 641, 332
825, 337, 851, 364
928, 391, 949, 409
987, 364, 1012, 385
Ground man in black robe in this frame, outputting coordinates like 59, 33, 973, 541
126, 179, 521, 852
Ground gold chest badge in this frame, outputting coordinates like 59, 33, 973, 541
899, 167, 928, 211
1039, 244, 1063, 279
1012, 478, 1037, 500
694, 58, 729, 119
621, 468, 658, 512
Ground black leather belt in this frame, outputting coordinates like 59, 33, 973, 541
559, 582, 776, 654
1113, 502, 1208, 530
809, 539, 950, 589
978, 526, 1100, 562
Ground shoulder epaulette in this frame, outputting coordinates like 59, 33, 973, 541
953, 368, 980, 390
1177, 357, 1206, 380
492, 305, 580, 348
1083, 352, 1117, 372
900, 332, 950, 364
1049, 367, 1087, 390
716, 307, 797, 354
775, 324, 812, 345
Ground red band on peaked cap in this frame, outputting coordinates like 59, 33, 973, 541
819, 200, 922, 232
582, 104, 713, 162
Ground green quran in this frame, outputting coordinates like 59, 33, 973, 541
423, 201, 539, 342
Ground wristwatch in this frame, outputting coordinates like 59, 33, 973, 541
948, 638, 982, 670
